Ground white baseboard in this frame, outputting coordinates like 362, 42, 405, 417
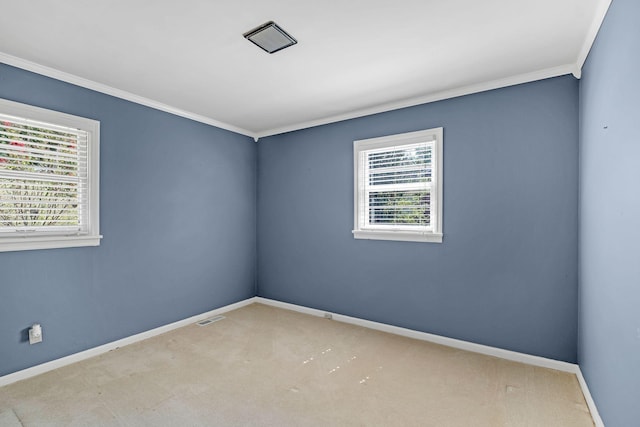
256, 297, 579, 373
0, 297, 257, 387
576, 367, 605, 427
1, 295, 603, 426
256, 297, 605, 425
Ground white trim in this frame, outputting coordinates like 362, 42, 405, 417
261, 296, 605, 424
255, 297, 578, 373
1, 52, 575, 140
0, 297, 257, 387
0, 295, 604, 426
576, 367, 605, 427
0, 235, 102, 253
353, 128, 443, 243
255, 64, 576, 138
0, 52, 256, 139
255, 297, 606, 424
0, 98, 101, 252
574, 0, 613, 76
353, 230, 442, 243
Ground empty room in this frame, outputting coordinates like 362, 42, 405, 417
0, 0, 637, 426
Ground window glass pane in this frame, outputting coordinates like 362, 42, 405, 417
368, 190, 430, 226
353, 127, 442, 242
0, 116, 86, 233
0, 179, 80, 230
364, 143, 432, 228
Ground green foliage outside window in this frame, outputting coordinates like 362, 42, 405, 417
0, 119, 80, 229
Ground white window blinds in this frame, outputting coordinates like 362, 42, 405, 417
0, 114, 89, 235
361, 141, 433, 230
353, 128, 443, 243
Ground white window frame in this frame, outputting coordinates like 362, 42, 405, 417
0, 98, 101, 252
353, 127, 443, 243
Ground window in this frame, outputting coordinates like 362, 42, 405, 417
0, 98, 101, 252
353, 128, 443, 243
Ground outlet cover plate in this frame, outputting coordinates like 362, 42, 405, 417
29, 329, 42, 344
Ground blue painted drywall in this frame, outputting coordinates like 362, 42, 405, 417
0, 56, 582, 379
0, 63, 257, 376
578, 1, 640, 425
258, 76, 579, 362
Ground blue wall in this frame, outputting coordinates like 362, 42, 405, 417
0, 57, 585, 379
258, 76, 579, 362
0, 64, 257, 376
579, 0, 640, 425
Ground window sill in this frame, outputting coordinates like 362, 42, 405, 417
352, 230, 442, 243
0, 235, 103, 252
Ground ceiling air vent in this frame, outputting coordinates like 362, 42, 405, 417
243, 21, 297, 54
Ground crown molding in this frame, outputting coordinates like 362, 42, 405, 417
255, 63, 577, 138
574, 0, 613, 77
3, 37, 608, 142
0, 52, 257, 139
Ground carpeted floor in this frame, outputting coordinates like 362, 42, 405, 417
0, 303, 594, 426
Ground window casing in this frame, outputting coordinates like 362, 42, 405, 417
353, 128, 443, 243
0, 98, 101, 252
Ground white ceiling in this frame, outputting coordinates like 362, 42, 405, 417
0, 0, 610, 139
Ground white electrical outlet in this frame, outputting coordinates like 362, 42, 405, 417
324, 312, 333, 320
29, 323, 42, 345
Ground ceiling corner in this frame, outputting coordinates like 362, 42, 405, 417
0, 51, 257, 139
575, 0, 613, 70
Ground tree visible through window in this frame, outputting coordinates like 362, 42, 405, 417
0, 98, 100, 252
0, 119, 84, 230
366, 143, 432, 227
